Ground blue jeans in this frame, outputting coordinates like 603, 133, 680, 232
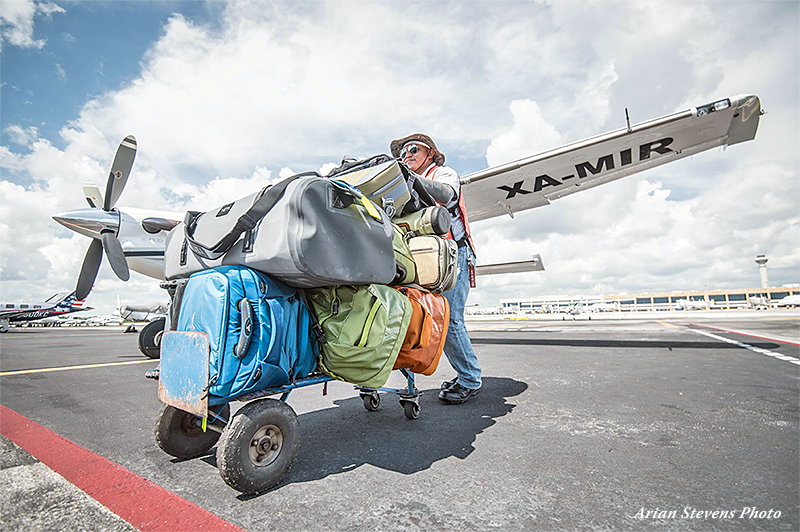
442, 245, 481, 390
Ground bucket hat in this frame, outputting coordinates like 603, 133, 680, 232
390, 133, 445, 166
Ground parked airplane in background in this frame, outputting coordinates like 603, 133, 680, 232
775, 294, 800, 307
86, 315, 124, 326
676, 298, 712, 310
117, 296, 168, 322
747, 294, 800, 309
748, 296, 771, 310
589, 301, 620, 313
51, 94, 762, 352
0, 292, 91, 332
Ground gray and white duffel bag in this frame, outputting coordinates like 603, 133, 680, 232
163, 173, 396, 288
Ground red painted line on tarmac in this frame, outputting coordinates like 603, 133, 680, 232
687, 323, 800, 347
0, 405, 247, 532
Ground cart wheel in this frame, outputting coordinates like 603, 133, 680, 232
154, 403, 230, 459
216, 399, 300, 494
138, 318, 165, 359
401, 400, 420, 420
361, 392, 380, 411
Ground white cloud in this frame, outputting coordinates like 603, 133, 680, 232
3, 124, 39, 146
485, 100, 563, 167
0, 0, 64, 51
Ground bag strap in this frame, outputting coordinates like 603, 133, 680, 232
184, 172, 318, 260
296, 289, 327, 346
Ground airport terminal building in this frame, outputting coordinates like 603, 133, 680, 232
496, 285, 800, 314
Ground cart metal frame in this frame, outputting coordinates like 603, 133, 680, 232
154, 330, 422, 494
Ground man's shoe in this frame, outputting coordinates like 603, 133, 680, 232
438, 383, 480, 404
440, 377, 458, 391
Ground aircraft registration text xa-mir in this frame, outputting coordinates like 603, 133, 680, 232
499, 137, 675, 198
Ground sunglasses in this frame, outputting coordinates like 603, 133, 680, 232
400, 144, 427, 158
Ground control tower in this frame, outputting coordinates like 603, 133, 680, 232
755, 255, 769, 288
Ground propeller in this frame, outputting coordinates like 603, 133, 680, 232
74, 135, 137, 300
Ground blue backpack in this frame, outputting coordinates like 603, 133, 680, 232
176, 266, 319, 399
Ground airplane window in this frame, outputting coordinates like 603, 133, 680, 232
34, 305, 42, 309
6, 304, 14, 308
20, 305, 29, 309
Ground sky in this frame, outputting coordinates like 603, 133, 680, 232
1, 0, 798, 315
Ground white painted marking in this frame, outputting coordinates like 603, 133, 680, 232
692, 329, 800, 365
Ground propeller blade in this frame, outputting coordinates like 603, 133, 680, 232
82, 183, 104, 208
103, 135, 137, 211
76, 239, 103, 300
101, 232, 130, 282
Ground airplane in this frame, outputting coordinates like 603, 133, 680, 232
51, 94, 762, 351
675, 298, 712, 310
86, 315, 124, 326
40, 315, 86, 327
564, 303, 585, 317
0, 291, 92, 332
588, 301, 619, 313
748, 296, 771, 310
775, 294, 800, 308
117, 296, 168, 322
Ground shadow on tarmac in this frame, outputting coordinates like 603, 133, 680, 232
204, 376, 528, 500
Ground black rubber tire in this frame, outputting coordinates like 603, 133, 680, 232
402, 400, 420, 420
216, 399, 300, 494
362, 393, 380, 411
138, 318, 165, 359
154, 403, 229, 459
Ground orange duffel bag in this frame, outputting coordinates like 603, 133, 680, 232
392, 286, 450, 375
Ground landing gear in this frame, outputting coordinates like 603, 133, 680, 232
138, 318, 165, 359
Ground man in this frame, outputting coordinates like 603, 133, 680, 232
390, 133, 481, 404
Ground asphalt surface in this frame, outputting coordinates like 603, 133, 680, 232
1, 312, 798, 531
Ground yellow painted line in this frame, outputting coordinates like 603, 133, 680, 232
1, 359, 155, 376
656, 321, 679, 328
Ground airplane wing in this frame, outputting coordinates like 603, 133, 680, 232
461, 94, 762, 222
475, 255, 544, 276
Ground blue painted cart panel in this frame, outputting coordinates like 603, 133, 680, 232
158, 331, 210, 418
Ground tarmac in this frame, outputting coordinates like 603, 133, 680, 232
1, 310, 798, 531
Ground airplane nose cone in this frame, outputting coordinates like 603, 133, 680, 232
53, 208, 120, 239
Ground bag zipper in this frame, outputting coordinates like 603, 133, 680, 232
356, 298, 382, 347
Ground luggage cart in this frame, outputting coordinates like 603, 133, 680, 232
153, 331, 421, 494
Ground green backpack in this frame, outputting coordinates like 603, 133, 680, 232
306, 284, 412, 389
